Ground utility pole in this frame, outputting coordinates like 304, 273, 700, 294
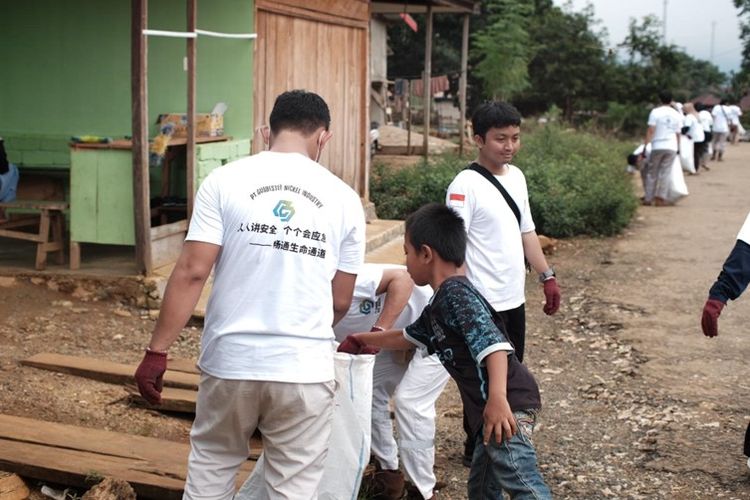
662, 0, 668, 44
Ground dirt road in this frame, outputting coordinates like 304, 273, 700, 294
1, 144, 749, 499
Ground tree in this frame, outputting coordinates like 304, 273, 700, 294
523, 4, 608, 120
471, 0, 535, 100
734, 0, 750, 92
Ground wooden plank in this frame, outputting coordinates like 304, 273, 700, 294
0, 201, 68, 210
132, 0, 152, 275
128, 386, 197, 413
0, 228, 43, 243
21, 353, 199, 390
0, 414, 253, 500
150, 219, 188, 241
256, 0, 369, 26
151, 220, 187, 269
168, 358, 200, 374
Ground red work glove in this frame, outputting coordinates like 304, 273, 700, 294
542, 278, 561, 315
337, 335, 380, 355
701, 298, 725, 338
134, 349, 167, 405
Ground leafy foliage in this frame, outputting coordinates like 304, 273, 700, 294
471, 0, 534, 100
370, 126, 638, 237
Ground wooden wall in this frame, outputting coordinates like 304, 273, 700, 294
254, 0, 369, 199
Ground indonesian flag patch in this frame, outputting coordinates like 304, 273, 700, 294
449, 193, 465, 208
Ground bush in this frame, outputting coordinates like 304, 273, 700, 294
370, 125, 638, 237
370, 154, 465, 221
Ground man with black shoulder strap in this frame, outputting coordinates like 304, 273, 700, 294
446, 101, 561, 466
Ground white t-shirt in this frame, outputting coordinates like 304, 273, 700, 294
333, 263, 432, 342
698, 110, 713, 132
187, 151, 366, 383
684, 114, 705, 143
446, 165, 535, 311
712, 105, 731, 133
738, 212, 750, 245
728, 105, 743, 125
647, 105, 683, 151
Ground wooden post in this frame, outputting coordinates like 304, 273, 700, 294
459, 13, 469, 157
423, 4, 433, 160
406, 80, 412, 155
187, 0, 196, 220
132, 0, 152, 275
360, 23, 370, 202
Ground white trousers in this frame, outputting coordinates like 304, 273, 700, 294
183, 375, 335, 500
370, 351, 450, 499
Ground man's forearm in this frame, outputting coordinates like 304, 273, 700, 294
148, 268, 209, 351
522, 231, 551, 275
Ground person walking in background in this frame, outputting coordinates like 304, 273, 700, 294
445, 101, 561, 466
697, 102, 714, 171
333, 263, 450, 500
711, 99, 731, 161
641, 91, 683, 206
728, 102, 743, 144
701, 210, 750, 470
134, 90, 366, 500
682, 102, 705, 175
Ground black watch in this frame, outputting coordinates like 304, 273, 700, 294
539, 268, 556, 283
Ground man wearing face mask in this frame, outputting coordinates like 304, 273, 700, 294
134, 90, 366, 500
0, 138, 20, 223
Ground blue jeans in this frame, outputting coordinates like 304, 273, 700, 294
0, 164, 19, 202
467, 410, 551, 499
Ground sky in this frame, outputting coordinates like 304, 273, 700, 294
554, 0, 744, 74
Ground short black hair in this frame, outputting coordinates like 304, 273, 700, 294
658, 91, 673, 104
405, 203, 466, 267
626, 153, 639, 166
269, 90, 331, 136
471, 101, 522, 141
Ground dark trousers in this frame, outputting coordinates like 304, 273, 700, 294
745, 421, 750, 456
463, 304, 526, 457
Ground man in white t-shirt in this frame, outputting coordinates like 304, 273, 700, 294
642, 91, 683, 206
711, 100, 731, 161
445, 101, 561, 465
697, 102, 714, 170
134, 90, 366, 499
728, 103, 743, 144
334, 264, 449, 500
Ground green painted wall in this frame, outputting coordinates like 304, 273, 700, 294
0, 0, 254, 165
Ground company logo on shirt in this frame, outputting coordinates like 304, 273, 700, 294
359, 299, 375, 314
273, 200, 295, 222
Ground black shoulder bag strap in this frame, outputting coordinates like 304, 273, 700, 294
466, 162, 521, 228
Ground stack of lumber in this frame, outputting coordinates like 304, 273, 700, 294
0, 414, 253, 499
5, 352, 261, 498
